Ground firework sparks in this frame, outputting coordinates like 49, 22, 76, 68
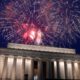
0, 0, 80, 47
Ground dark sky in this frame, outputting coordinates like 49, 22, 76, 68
0, 0, 80, 54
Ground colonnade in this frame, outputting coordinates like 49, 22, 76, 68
0, 55, 80, 80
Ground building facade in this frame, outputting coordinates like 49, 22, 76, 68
0, 43, 80, 80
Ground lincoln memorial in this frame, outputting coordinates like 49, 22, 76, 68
0, 43, 80, 80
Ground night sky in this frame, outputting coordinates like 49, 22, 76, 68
0, 0, 80, 53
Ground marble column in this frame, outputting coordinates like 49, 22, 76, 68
2, 57, 8, 80
25, 59, 28, 76
74, 61, 80, 79
29, 59, 34, 80
78, 62, 80, 79
11, 58, 16, 80
66, 61, 73, 79
53, 60, 57, 79
16, 57, 24, 80
0, 55, 5, 79
6, 56, 14, 79
25, 59, 34, 80
59, 60, 65, 79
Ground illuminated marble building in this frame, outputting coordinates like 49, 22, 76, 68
0, 43, 80, 80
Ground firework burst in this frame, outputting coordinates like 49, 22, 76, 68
0, 0, 80, 47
